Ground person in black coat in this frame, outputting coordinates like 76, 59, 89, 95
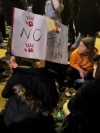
62, 54, 100, 133
0, 56, 59, 133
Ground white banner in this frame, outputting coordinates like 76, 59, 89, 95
11, 8, 68, 64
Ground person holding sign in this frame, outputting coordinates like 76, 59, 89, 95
31, 0, 68, 93
0, 56, 59, 133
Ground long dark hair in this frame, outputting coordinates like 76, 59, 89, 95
81, 37, 95, 59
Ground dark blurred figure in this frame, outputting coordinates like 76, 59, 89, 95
32, 0, 46, 15
62, 54, 100, 133
70, 0, 100, 49
68, 0, 80, 44
0, 0, 6, 42
78, 0, 100, 36
60, 0, 72, 26
61, 0, 80, 48
2, 0, 25, 26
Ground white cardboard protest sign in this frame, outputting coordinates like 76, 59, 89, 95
11, 8, 48, 60
46, 24, 68, 64
11, 8, 68, 64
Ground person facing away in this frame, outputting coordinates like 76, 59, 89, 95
62, 54, 100, 133
66, 37, 97, 89
0, 56, 59, 133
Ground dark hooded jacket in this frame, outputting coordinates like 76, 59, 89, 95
1, 67, 58, 133
67, 57, 100, 132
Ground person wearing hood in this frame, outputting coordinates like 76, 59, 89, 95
62, 54, 100, 133
0, 56, 59, 133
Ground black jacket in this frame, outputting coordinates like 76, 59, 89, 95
1, 67, 58, 133
2, 94, 56, 133
68, 79, 100, 132
2, 67, 55, 98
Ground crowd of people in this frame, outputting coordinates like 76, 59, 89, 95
0, 0, 100, 133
